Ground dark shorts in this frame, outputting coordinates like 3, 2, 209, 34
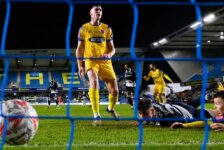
126, 87, 135, 92
49, 93, 57, 99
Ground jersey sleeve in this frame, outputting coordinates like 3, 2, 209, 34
144, 72, 151, 81
106, 26, 113, 41
160, 70, 173, 83
78, 26, 85, 41
163, 74, 173, 83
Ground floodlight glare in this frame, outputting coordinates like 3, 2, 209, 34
196, 44, 200, 48
158, 38, 168, 45
153, 42, 159, 47
190, 21, 202, 29
203, 14, 216, 23
220, 36, 224, 40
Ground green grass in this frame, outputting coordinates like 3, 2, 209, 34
3, 104, 224, 150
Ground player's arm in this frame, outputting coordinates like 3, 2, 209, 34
107, 40, 115, 57
160, 70, 173, 83
76, 41, 84, 68
76, 41, 84, 78
48, 82, 52, 89
47, 82, 52, 93
143, 72, 151, 81
118, 75, 125, 82
102, 26, 115, 59
210, 123, 224, 131
76, 27, 85, 79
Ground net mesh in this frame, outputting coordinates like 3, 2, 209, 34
1, 0, 224, 150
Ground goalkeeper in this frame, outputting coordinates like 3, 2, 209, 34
143, 63, 173, 103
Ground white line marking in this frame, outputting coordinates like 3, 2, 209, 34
4, 142, 224, 148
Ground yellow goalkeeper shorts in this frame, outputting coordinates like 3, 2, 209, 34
85, 60, 117, 81
154, 84, 165, 95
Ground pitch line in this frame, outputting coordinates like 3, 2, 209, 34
4, 142, 224, 148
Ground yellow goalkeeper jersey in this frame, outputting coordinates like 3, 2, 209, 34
78, 22, 113, 58
145, 69, 165, 85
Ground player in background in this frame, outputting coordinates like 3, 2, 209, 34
76, 4, 119, 126
118, 64, 136, 108
143, 63, 173, 103
48, 79, 60, 109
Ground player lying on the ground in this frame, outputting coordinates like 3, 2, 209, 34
171, 91, 224, 131
137, 98, 198, 127
137, 94, 216, 127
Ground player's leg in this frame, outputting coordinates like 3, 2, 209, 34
47, 99, 51, 108
127, 90, 134, 108
48, 94, 52, 108
154, 86, 161, 103
159, 93, 166, 103
85, 61, 101, 126
158, 85, 166, 103
104, 79, 119, 119
87, 70, 101, 126
99, 62, 119, 119
54, 94, 60, 109
87, 70, 100, 117
130, 92, 134, 108
126, 90, 133, 107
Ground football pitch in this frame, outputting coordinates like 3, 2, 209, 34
3, 104, 224, 150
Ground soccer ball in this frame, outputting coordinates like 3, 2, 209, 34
0, 99, 39, 145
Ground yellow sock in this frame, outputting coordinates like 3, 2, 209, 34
183, 120, 213, 128
108, 94, 118, 110
155, 95, 162, 103
95, 91, 100, 114
88, 88, 100, 114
